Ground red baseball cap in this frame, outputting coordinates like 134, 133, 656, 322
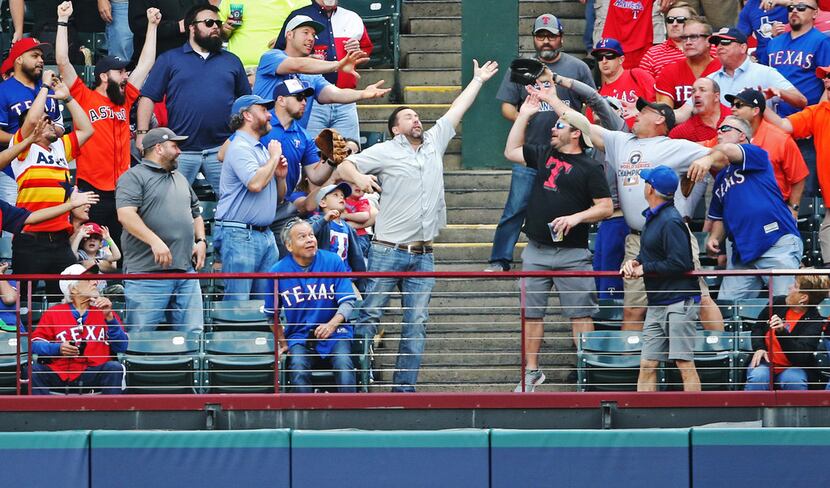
816, 66, 830, 78
2, 38, 50, 74
83, 222, 104, 238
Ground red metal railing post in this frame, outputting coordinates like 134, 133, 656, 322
520, 277, 527, 392
767, 274, 775, 391
273, 276, 280, 394
25, 281, 32, 395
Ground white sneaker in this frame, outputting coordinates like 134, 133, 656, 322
514, 369, 546, 392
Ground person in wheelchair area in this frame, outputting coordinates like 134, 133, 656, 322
745, 274, 828, 391
30, 264, 128, 395
264, 219, 357, 393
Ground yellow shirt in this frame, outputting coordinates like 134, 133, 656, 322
219, 0, 307, 67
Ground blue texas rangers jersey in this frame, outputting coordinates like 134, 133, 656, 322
737, 0, 788, 67
264, 249, 356, 356
707, 143, 798, 264
767, 28, 830, 116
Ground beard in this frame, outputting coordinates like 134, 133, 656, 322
106, 79, 126, 105
537, 47, 561, 62
194, 30, 223, 53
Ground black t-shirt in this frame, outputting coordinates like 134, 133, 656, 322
522, 144, 611, 248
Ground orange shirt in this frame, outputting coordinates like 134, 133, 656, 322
752, 120, 809, 201
11, 130, 79, 233
788, 101, 830, 205
69, 77, 139, 191
765, 309, 804, 369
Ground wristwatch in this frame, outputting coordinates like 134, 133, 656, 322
195, 238, 206, 245
790, 203, 800, 212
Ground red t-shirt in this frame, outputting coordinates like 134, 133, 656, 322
655, 57, 722, 108
602, 0, 655, 69
591, 68, 656, 128
668, 104, 729, 142
344, 195, 371, 236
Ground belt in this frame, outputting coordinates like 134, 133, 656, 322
630, 229, 641, 236
20, 231, 69, 242
217, 221, 269, 232
374, 239, 434, 254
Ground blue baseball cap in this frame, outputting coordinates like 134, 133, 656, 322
592, 38, 624, 57
231, 94, 274, 115
273, 78, 315, 99
640, 165, 679, 196
709, 27, 748, 45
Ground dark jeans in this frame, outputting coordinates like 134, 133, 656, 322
12, 232, 77, 297
797, 137, 817, 197
287, 340, 356, 393
31, 361, 125, 395
77, 180, 123, 255
488, 164, 537, 269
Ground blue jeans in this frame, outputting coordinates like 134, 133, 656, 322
176, 147, 222, 196
305, 102, 360, 141
218, 225, 279, 300
488, 164, 537, 269
745, 363, 808, 390
584, 0, 596, 52
593, 216, 627, 299
719, 234, 803, 301
287, 339, 355, 393
124, 275, 204, 333
31, 361, 125, 395
106, 1, 133, 61
356, 243, 435, 392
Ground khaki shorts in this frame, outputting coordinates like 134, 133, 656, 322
624, 229, 709, 308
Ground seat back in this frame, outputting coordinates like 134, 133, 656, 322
577, 331, 642, 392
203, 331, 275, 393
661, 331, 734, 391
207, 300, 269, 331
0, 331, 26, 394
121, 331, 200, 394
736, 297, 772, 331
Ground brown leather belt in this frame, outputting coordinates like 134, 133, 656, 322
373, 240, 434, 255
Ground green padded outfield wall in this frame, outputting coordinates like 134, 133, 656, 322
461, 0, 519, 168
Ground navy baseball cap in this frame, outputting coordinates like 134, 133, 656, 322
592, 38, 624, 57
725, 89, 766, 113
231, 94, 274, 115
94, 55, 129, 79
709, 27, 748, 45
636, 97, 676, 130
640, 165, 679, 196
273, 78, 315, 98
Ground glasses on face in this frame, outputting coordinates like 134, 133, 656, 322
534, 33, 560, 42
717, 124, 743, 134
787, 3, 817, 12
713, 38, 736, 46
290, 94, 307, 102
594, 52, 619, 60
666, 16, 687, 24
680, 33, 708, 42
192, 18, 222, 28
731, 100, 750, 109
554, 121, 568, 130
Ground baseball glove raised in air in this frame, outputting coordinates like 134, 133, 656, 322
315, 128, 349, 166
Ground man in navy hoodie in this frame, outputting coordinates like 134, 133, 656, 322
622, 165, 701, 392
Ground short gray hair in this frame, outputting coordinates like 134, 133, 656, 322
724, 115, 753, 139
280, 218, 311, 248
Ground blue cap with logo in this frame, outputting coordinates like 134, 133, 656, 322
231, 94, 274, 115
273, 78, 316, 99
639, 165, 679, 196
592, 38, 624, 57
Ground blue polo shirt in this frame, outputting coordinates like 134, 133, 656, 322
216, 131, 278, 227
140, 43, 250, 151
254, 49, 331, 127
261, 112, 319, 195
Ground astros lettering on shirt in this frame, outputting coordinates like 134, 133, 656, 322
10, 129, 78, 233
263, 250, 356, 356
706, 143, 798, 264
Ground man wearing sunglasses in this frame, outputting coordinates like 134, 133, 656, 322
728, 88, 808, 217
590, 38, 656, 129
639, 2, 699, 79
655, 18, 721, 108
687, 116, 802, 301
487, 14, 595, 272
254, 15, 389, 141
764, 65, 830, 263
137, 4, 251, 198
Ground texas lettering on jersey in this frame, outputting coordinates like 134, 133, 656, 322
8, 98, 59, 119
613, 0, 645, 19
767, 50, 815, 69
280, 283, 336, 307
544, 156, 573, 191
714, 169, 747, 200
54, 324, 107, 343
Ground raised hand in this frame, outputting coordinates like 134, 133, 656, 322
147, 7, 162, 25
361, 80, 391, 100
69, 188, 100, 208
57, 1, 73, 22
338, 49, 369, 79
473, 59, 499, 82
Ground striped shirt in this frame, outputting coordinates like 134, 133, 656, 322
638, 40, 685, 79
11, 130, 79, 233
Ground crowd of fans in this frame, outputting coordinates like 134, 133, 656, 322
0, 0, 828, 394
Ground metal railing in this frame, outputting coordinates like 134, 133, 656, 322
1, 269, 829, 396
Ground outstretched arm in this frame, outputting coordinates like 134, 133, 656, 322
56, 2, 79, 88
128, 7, 162, 87
503, 94, 540, 163
443, 60, 499, 127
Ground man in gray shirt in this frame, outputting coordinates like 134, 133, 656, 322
485, 13, 596, 272
116, 127, 206, 333
337, 59, 500, 392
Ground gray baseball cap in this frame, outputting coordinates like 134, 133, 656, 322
143, 127, 188, 150
315, 182, 352, 208
534, 14, 562, 35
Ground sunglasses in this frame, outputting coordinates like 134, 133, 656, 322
717, 124, 744, 134
554, 121, 568, 130
192, 18, 222, 28
593, 52, 619, 60
731, 100, 752, 109
666, 16, 687, 24
680, 33, 708, 42
787, 3, 817, 11
534, 33, 560, 41
290, 94, 308, 102
711, 38, 736, 46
